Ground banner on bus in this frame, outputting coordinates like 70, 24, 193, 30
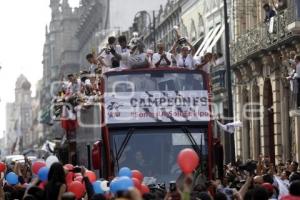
104, 90, 210, 124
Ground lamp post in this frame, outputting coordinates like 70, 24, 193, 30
223, 0, 235, 163
133, 10, 156, 51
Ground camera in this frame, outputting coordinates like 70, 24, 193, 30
72, 166, 82, 173
238, 160, 257, 173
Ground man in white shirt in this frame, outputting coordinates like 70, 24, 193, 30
152, 43, 173, 67
86, 53, 105, 74
117, 35, 130, 69
171, 39, 196, 69
100, 36, 122, 68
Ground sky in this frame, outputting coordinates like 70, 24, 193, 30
0, 0, 166, 138
0, 0, 79, 138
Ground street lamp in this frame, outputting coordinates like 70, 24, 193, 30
133, 10, 156, 51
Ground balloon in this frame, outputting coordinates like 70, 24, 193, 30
64, 164, 74, 171
68, 181, 85, 199
32, 161, 46, 175
119, 167, 132, 178
85, 170, 97, 183
100, 180, 110, 192
115, 176, 134, 192
66, 172, 74, 185
6, 172, 19, 185
0, 162, 6, 172
132, 178, 142, 191
46, 155, 59, 168
38, 167, 49, 182
141, 184, 150, 194
93, 181, 104, 194
131, 170, 144, 182
177, 148, 199, 174
109, 178, 120, 193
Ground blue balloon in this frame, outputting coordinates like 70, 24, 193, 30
93, 181, 104, 194
38, 167, 49, 182
115, 176, 134, 192
109, 178, 120, 194
6, 172, 19, 185
118, 167, 132, 178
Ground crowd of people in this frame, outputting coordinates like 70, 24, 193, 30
0, 152, 300, 200
52, 33, 225, 126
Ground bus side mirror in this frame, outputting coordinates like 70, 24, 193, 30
92, 140, 102, 170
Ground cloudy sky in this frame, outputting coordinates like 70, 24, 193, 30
0, 0, 79, 138
0, 0, 167, 138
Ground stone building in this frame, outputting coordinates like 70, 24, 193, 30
231, 0, 300, 163
5, 75, 33, 154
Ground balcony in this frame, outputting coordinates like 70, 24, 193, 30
231, 2, 300, 66
211, 63, 226, 94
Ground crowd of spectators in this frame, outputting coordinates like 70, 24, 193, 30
0, 154, 299, 200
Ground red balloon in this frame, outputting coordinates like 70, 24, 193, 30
177, 148, 199, 174
66, 172, 74, 185
32, 161, 46, 175
131, 170, 144, 182
132, 178, 142, 191
141, 184, 150, 194
68, 181, 85, 199
0, 162, 6, 173
64, 164, 74, 171
85, 170, 97, 183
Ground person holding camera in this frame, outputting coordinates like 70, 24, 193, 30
100, 36, 122, 69
171, 38, 195, 69
117, 35, 131, 69
152, 42, 173, 68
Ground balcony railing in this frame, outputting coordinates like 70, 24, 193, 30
211, 63, 226, 94
231, 3, 300, 65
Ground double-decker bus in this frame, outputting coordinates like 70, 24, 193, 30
93, 67, 212, 183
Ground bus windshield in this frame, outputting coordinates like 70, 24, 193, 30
105, 70, 206, 92
104, 70, 210, 124
110, 127, 208, 184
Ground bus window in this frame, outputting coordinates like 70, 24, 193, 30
106, 71, 206, 93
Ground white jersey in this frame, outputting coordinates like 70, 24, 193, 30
152, 52, 173, 67
176, 54, 195, 69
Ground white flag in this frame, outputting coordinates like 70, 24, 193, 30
216, 120, 242, 134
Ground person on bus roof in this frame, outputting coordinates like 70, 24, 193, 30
152, 42, 173, 68
171, 38, 196, 69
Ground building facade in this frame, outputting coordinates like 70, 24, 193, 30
5, 75, 33, 154
231, 0, 300, 163
41, 0, 111, 165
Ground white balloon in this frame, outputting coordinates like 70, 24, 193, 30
101, 180, 110, 192
46, 155, 59, 168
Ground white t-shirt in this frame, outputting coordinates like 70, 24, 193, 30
202, 62, 212, 74
152, 52, 173, 67
116, 47, 131, 68
89, 64, 97, 74
176, 54, 195, 69
101, 45, 122, 68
